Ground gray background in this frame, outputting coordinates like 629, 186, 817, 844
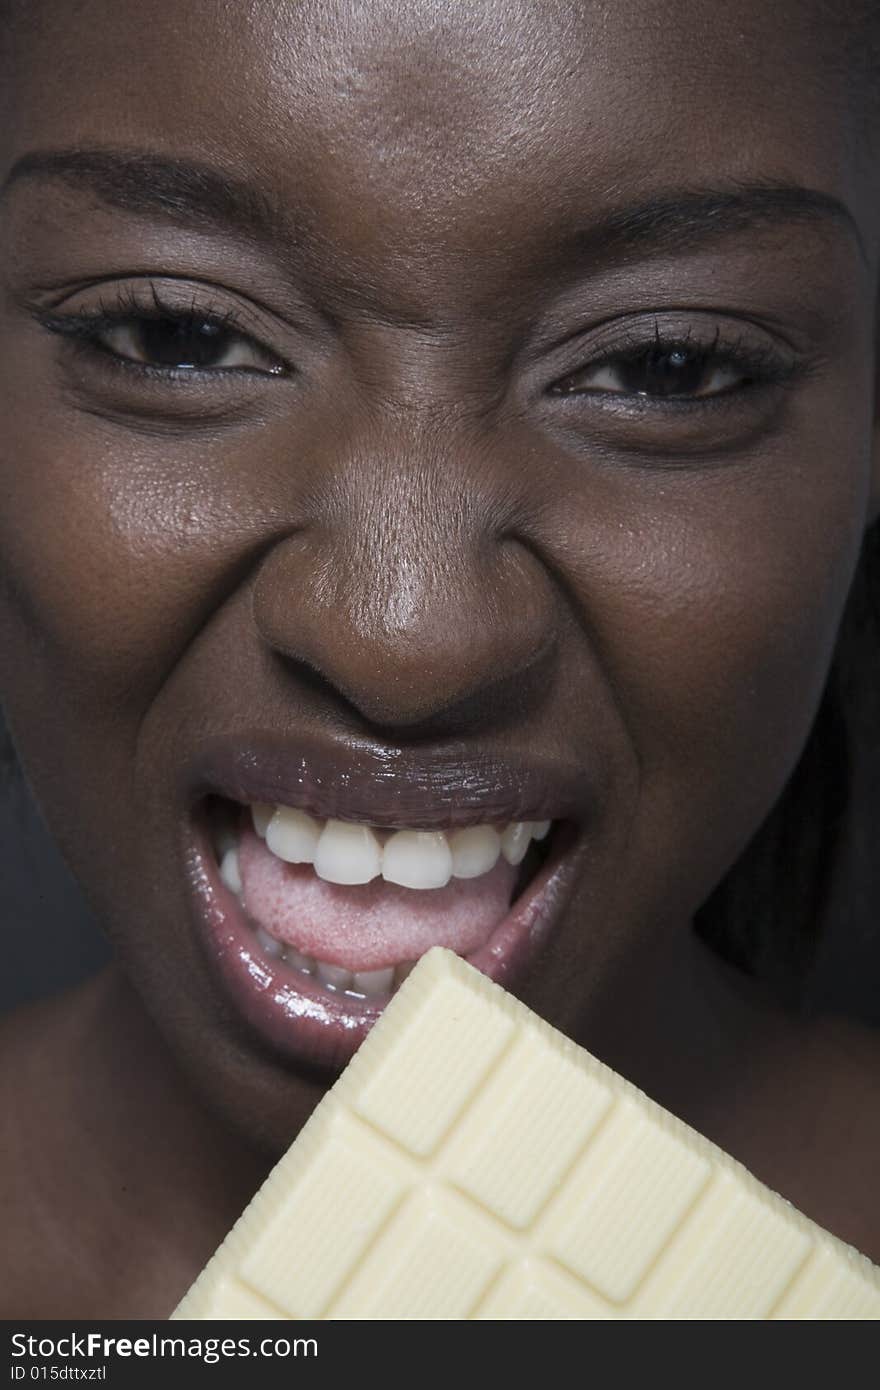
2, 751, 111, 1014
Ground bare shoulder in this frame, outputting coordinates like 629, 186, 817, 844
738, 1009, 880, 1265
599, 940, 880, 1267
0, 992, 74, 1316
0, 977, 120, 1317
0, 972, 270, 1317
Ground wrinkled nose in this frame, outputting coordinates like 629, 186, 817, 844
251, 441, 558, 736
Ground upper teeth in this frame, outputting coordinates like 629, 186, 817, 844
248, 801, 550, 890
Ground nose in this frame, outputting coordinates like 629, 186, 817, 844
250, 430, 559, 736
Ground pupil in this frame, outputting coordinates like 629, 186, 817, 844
136, 317, 225, 368
622, 346, 706, 397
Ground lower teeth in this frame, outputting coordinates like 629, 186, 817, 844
255, 926, 284, 960
252, 920, 408, 999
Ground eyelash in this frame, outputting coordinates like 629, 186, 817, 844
36, 284, 286, 380
36, 286, 798, 417
549, 322, 796, 406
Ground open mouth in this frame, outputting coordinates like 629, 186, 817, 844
208, 795, 554, 997
182, 738, 586, 1071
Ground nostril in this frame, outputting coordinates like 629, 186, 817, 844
250, 516, 560, 734
267, 631, 560, 740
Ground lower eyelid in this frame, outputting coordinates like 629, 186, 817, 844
545, 375, 797, 430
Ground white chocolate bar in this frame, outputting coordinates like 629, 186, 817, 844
172, 948, 880, 1320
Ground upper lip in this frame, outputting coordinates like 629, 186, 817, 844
182, 728, 595, 829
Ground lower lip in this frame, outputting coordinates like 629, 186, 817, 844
183, 812, 580, 1072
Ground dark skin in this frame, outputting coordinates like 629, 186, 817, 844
1, 0, 879, 1317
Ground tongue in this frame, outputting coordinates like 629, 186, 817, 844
237, 825, 518, 971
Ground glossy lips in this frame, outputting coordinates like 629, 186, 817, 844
182, 731, 589, 1070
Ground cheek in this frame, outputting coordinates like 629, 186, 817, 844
0, 409, 264, 866
0, 414, 247, 712
551, 455, 868, 905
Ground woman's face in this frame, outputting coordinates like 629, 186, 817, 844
1, 0, 877, 1147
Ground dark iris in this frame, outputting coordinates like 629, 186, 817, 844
618, 345, 710, 397
135, 317, 228, 368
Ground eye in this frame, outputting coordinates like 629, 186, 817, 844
550, 324, 790, 405
573, 343, 744, 399
97, 313, 282, 373
35, 281, 287, 379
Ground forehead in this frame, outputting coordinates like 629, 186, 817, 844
1, 0, 871, 291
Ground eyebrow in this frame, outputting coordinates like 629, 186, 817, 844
570, 179, 866, 267
0, 147, 287, 245
0, 145, 866, 266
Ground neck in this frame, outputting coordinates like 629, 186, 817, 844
578, 925, 800, 1143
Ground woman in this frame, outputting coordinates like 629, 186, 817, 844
1, 0, 878, 1316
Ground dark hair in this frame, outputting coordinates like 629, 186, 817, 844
694, 519, 880, 1005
